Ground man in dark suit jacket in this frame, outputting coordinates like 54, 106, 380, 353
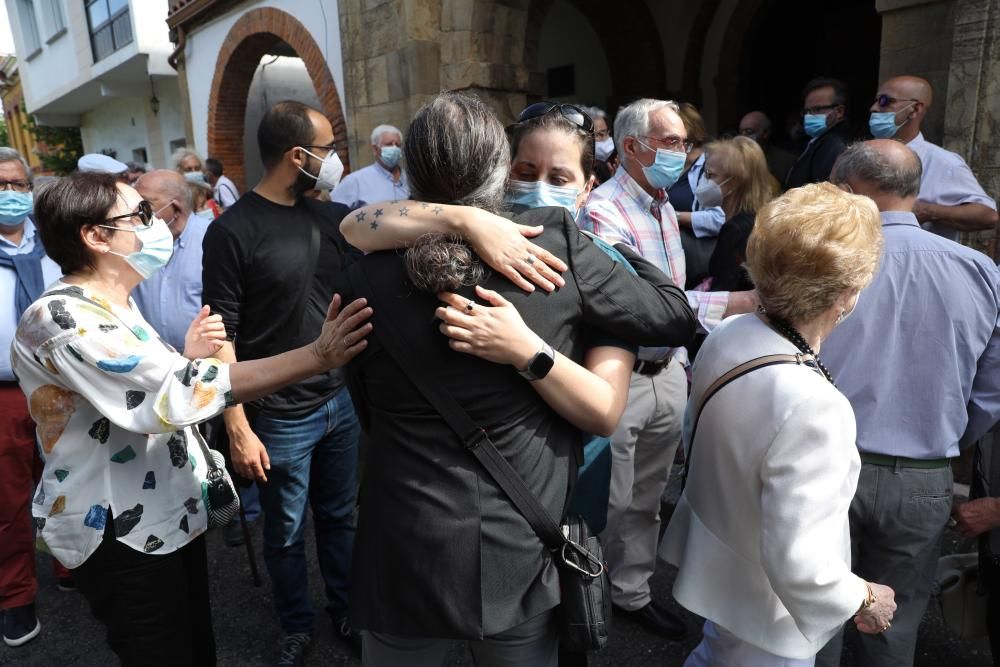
786, 78, 853, 189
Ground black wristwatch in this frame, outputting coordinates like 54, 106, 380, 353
518, 342, 555, 381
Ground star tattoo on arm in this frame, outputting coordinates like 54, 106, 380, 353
374, 208, 384, 218
421, 202, 429, 209
432, 206, 443, 215
399, 207, 409, 216
370, 221, 379, 230
354, 211, 367, 223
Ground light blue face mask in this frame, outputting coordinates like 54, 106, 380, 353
101, 216, 174, 279
869, 105, 913, 139
0, 191, 33, 227
634, 139, 686, 190
506, 179, 580, 218
803, 114, 830, 139
379, 145, 402, 168
184, 171, 208, 186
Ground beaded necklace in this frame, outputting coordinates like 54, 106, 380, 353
767, 314, 835, 385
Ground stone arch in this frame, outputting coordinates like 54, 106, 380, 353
524, 0, 668, 110
206, 7, 348, 192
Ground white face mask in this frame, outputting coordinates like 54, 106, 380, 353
595, 138, 615, 162
297, 148, 345, 191
694, 176, 730, 209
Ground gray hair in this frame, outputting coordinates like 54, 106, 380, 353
0, 147, 33, 182
170, 147, 203, 171
583, 106, 607, 121
830, 142, 922, 198
613, 99, 680, 156
370, 124, 403, 146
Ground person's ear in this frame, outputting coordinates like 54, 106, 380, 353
622, 136, 639, 161
81, 224, 112, 255
288, 146, 308, 169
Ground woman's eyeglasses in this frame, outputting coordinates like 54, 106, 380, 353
517, 102, 595, 134
103, 200, 154, 230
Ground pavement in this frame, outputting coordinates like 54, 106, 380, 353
1, 470, 994, 666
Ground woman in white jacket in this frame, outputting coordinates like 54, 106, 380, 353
662, 182, 896, 666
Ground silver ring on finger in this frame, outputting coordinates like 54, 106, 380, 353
343, 335, 350, 347
525, 254, 536, 265
465, 300, 475, 313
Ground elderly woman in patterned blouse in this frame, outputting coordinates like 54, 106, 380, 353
10, 172, 372, 666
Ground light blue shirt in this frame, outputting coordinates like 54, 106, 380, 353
1, 219, 62, 381
330, 161, 410, 209
907, 133, 997, 242
822, 210, 1000, 459
686, 153, 726, 238
132, 214, 211, 351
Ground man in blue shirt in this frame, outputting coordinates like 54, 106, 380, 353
0, 147, 64, 648
132, 169, 210, 351
330, 124, 409, 210
816, 140, 1000, 667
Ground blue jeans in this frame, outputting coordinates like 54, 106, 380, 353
252, 390, 360, 634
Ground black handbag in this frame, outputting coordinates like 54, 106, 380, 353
347, 262, 611, 651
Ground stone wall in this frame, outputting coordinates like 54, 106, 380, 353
944, 0, 1000, 257
339, 0, 536, 168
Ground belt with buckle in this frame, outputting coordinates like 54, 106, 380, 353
859, 453, 951, 469
633, 359, 668, 376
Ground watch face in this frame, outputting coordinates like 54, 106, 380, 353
529, 347, 555, 379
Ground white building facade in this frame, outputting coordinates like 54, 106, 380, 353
6, 0, 185, 167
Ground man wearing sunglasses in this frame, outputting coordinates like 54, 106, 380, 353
868, 75, 997, 242
579, 98, 758, 641
785, 77, 853, 190
202, 100, 363, 665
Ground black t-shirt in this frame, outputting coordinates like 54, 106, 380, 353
708, 210, 756, 292
202, 191, 358, 417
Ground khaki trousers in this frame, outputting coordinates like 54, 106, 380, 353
601, 359, 687, 610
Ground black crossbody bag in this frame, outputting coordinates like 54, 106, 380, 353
347, 262, 611, 651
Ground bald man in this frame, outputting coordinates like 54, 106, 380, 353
131, 169, 210, 351
814, 140, 1000, 667
738, 110, 795, 186
869, 75, 998, 241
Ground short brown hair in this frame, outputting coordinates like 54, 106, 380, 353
677, 102, 708, 147
746, 182, 882, 323
35, 172, 121, 274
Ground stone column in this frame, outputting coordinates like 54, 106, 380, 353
944, 0, 1000, 257
339, 0, 537, 169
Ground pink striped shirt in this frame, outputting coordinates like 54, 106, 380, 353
579, 167, 730, 340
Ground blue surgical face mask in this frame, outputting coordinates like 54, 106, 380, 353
869, 104, 913, 139
379, 145, 402, 168
0, 191, 33, 227
634, 139, 686, 190
803, 114, 830, 139
506, 179, 580, 218
184, 171, 208, 186
102, 216, 174, 279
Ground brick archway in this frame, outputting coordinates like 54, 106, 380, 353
206, 7, 348, 192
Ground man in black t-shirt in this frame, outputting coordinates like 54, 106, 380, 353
202, 100, 361, 664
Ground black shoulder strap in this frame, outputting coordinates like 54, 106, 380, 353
346, 261, 567, 551
682, 352, 814, 489
277, 214, 321, 348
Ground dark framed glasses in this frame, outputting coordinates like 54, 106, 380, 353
517, 102, 594, 134
874, 94, 919, 109
105, 200, 153, 229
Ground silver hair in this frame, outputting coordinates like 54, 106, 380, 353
370, 124, 403, 146
613, 98, 679, 156
830, 141, 922, 198
170, 147, 203, 171
0, 147, 33, 182
585, 106, 608, 121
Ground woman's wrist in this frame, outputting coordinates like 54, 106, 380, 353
855, 581, 876, 616
511, 333, 546, 370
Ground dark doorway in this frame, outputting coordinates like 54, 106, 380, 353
719, 0, 882, 151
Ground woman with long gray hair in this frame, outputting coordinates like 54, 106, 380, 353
337, 92, 695, 665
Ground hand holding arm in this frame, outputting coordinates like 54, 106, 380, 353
183, 305, 227, 360
854, 582, 897, 634
339, 201, 567, 293
436, 286, 633, 436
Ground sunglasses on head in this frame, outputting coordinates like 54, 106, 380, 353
517, 102, 595, 134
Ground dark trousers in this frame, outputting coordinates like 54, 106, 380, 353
72, 519, 216, 667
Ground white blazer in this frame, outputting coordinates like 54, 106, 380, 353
661, 314, 867, 660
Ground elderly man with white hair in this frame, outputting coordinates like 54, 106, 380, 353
331, 124, 409, 209
579, 98, 758, 640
